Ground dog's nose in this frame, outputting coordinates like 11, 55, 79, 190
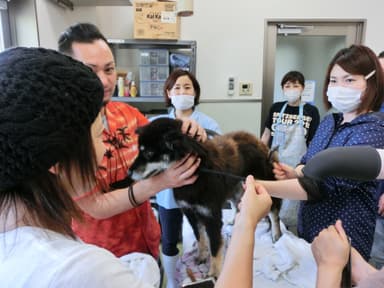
128, 169, 143, 181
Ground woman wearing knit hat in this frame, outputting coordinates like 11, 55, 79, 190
0, 47, 160, 287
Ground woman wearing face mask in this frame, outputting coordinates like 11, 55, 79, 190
151, 69, 221, 288
261, 71, 320, 233
261, 45, 384, 263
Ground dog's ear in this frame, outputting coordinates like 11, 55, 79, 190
135, 126, 144, 136
163, 130, 185, 151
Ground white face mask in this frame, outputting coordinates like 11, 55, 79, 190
284, 89, 301, 104
170, 94, 195, 110
327, 86, 362, 113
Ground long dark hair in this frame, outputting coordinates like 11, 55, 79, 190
0, 48, 103, 238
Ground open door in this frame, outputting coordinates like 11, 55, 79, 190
261, 20, 365, 132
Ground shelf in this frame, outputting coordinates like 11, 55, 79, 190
108, 39, 196, 50
109, 39, 196, 114
112, 97, 167, 115
111, 96, 163, 103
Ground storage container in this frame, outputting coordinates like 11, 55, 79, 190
139, 65, 169, 81
139, 81, 165, 97
140, 49, 169, 66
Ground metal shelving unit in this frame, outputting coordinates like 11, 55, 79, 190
108, 39, 197, 114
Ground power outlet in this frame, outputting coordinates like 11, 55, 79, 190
239, 82, 253, 96
228, 77, 235, 96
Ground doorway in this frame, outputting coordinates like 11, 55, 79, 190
261, 20, 365, 131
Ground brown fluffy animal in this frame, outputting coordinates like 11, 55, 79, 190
130, 118, 281, 278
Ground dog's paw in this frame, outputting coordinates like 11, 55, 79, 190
196, 248, 210, 264
208, 257, 222, 278
271, 229, 282, 243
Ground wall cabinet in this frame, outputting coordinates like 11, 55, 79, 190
108, 39, 197, 115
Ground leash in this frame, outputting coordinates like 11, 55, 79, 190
199, 167, 246, 181
198, 129, 246, 181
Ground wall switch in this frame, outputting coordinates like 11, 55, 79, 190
239, 82, 253, 96
228, 77, 235, 96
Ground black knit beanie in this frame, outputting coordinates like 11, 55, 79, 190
0, 47, 103, 190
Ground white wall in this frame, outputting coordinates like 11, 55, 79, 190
34, 0, 384, 135
36, 0, 97, 48
8, 0, 39, 47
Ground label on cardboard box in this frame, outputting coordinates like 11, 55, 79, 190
161, 11, 177, 23
134, 1, 180, 40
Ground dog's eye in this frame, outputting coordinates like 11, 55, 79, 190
162, 155, 170, 162
143, 150, 154, 159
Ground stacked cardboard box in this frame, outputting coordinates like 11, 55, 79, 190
133, 1, 180, 40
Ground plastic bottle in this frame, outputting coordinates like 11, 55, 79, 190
117, 76, 124, 97
124, 71, 133, 97
130, 81, 138, 97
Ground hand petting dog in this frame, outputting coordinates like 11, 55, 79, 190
155, 154, 201, 190
180, 117, 208, 142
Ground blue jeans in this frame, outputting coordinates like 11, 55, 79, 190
370, 217, 384, 269
158, 206, 183, 256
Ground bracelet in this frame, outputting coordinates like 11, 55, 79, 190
128, 185, 140, 207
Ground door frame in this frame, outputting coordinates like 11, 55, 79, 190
261, 19, 366, 132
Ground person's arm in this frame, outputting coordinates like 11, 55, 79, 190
261, 128, 271, 146
378, 193, 384, 216
301, 146, 382, 181
256, 178, 309, 200
351, 247, 378, 285
75, 155, 200, 219
306, 105, 320, 145
311, 220, 350, 288
261, 105, 275, 146
215, 176, 272, 288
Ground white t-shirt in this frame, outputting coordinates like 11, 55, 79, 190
0, 226, 159, 288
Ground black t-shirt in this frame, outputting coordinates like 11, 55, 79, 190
264, 101, 320, 147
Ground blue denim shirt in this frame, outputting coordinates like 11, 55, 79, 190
299, 112, 384, 260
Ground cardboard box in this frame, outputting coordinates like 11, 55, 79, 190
134, 1, 180, 40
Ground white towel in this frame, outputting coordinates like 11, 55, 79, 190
253, 220, 316, 288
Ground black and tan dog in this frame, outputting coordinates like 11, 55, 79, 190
130, 118, 281, 278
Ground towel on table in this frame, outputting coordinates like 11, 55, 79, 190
253, 219, 316, 288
